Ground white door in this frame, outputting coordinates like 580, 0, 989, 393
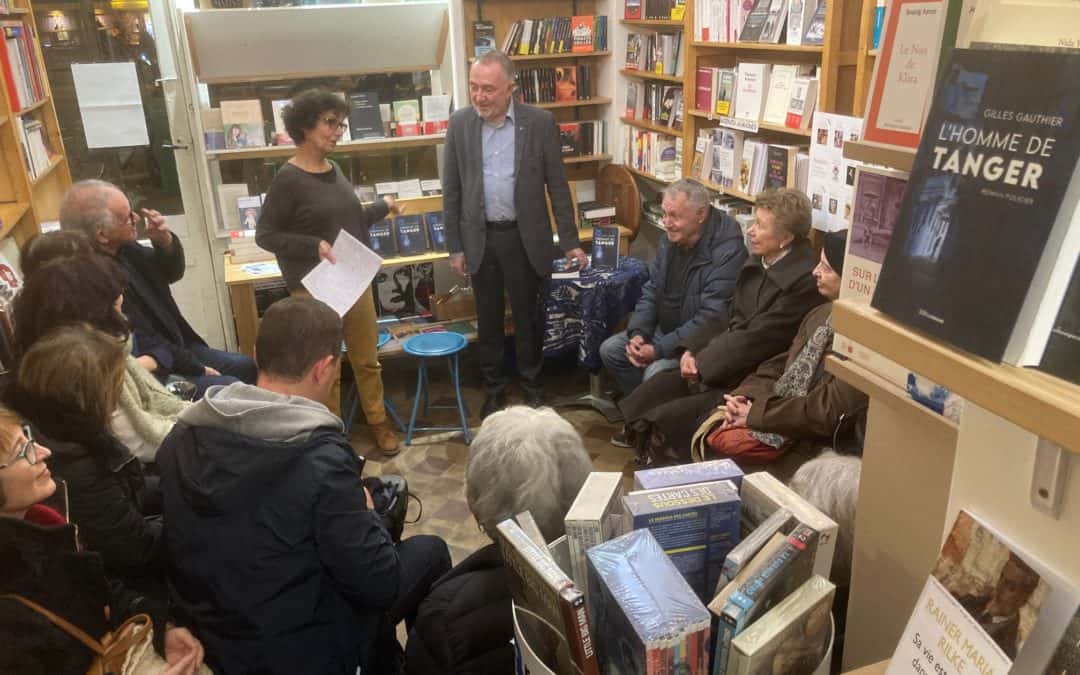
38, 0, 229, 349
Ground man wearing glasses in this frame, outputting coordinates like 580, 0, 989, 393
59, 179, 257, 398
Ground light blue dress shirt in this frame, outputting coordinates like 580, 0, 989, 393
481, 102, 517, 222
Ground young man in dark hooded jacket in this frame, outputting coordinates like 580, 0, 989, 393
157, 296, 450, 675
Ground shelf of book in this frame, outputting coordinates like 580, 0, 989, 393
689, 40, 824, 53
0, 6, 28, 15
495, 50, 612, 62
832, 299, 1080, 454
206, 134, 447, 162
534, 96, 614, 109
14, 96, 48, 119
700, 178, 757, 202
625, 166, 672, 184
621, 19, 684, 28
684, 109, 814, 138
0, 201, 30, 240
29, 154, 65, 187
619, 68, 683, 83
841, 139, 915, 172
621, 116, 680, 136
564, 153, 613, 164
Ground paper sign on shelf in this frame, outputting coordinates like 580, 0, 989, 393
71, 62, 150, 149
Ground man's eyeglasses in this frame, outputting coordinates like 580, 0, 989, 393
0, 425, 39, 469
320, 116, 348, 131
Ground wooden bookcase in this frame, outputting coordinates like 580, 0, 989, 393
460, 0, 616, 184
0, 0, 71, 249
612, 0, 875, 199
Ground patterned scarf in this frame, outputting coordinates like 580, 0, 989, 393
750, 316, 834, 449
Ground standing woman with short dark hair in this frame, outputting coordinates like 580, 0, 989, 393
256, 88, 403, 455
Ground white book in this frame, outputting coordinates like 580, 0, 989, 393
740, 471, 837, 580
785, 77, 819, 129
271, 99, 292, 145
216, 183, 250, 231
733, 62, 770, 122
786, 0, 814, 45
762, 64, 797, 126
421, 94, 451, 122
395, 178, 423, 200
564, 472, 625, 612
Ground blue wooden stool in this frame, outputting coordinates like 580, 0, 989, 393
402, 332, 471, 445
342, 329, 405, 435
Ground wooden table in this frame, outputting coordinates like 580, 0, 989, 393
224, 226, 632, 356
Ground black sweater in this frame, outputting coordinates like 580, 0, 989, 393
256, 161, 390, 291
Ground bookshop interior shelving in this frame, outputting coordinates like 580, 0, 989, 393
0, 0, 71, 249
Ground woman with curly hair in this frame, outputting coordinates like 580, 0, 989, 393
256, 87, 403, 455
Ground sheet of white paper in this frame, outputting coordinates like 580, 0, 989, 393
301, 230, 382, 317
71, 63, 149, 149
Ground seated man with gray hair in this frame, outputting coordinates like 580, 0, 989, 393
59, 179, 256, 398
404, 406, 594, 675
601, 179, 747, 446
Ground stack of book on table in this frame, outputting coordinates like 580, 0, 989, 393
503, 459, 841, 673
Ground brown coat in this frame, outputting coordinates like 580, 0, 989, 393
619, 237, 825, 458
731, 303, 868, 447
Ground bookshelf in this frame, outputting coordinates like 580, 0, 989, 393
460, 0, 616, 182
0, 0, 71, 248
612, 0, 877, 207
177, 2, 460, 235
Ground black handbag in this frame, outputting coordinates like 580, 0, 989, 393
362, 475, 420, 543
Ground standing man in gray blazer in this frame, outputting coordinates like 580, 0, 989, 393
444, 51, 587, 417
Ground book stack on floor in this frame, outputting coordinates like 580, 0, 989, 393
693, 0, 827, 46
518, 65, 596, 105
508, 460, 837, 673
500, 15, 609, 55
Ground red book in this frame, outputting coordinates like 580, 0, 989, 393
695, 66, 713, 113
570, 15, 594, 53
625, 0, 642, 19
0, 26, 21, 109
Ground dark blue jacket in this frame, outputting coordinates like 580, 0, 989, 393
158, 422, 400, 675
626, 207, 747, 359
114, 238, 207, 377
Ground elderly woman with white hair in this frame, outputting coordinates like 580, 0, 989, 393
404, 406, 593, 675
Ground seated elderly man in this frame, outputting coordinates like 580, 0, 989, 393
600, 179, 746, 447
404, 406, 594, 675
619, 188, 826, 465
59, 179, 256, 398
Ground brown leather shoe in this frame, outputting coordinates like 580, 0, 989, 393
370, 421, 401, 457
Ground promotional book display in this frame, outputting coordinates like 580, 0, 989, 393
501, 456, 838, 674
806, 112, 864, 232
498, 15, 609, 56
886, 509, 1080, 675
364, 211, 447, 261
872, 48, 1080, 365
590, 226, 621, 271
692, 0, 827, 45
208, 93, 450, 151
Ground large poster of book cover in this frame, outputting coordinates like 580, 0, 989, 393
872, 48, 1080, 360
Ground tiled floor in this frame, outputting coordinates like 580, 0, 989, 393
349, 353, 636, 565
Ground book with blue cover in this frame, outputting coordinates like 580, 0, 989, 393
712, 523, 819, 675
591, 226, 620, 271
393, 215, 427, 256
633, 458, 744, 492
623, 479, 741, 604
424, 212, 447, 252
587, 529, 711, 675
368, 220, 396, 258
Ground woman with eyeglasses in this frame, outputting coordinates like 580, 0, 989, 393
6, 323, 167, 603
256, 87, 404, 455
0, 404, 206, 674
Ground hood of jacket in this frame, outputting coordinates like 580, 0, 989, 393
163, 383, 351, 517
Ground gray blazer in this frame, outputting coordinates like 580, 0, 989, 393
442, 102, 579, 276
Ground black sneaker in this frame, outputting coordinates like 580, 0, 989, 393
610, 425, 636, 448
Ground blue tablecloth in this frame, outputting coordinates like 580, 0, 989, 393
543, 257, 649, 371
